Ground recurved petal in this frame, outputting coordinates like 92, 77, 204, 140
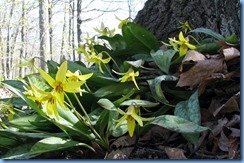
56, 61, 68, 82
127, 117, 136, 137
38, 68, 56, 88
131, 113, 143, 126
63, 81, 84, 93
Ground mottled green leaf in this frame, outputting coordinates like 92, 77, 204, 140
29, 137, 94, 155
174, 90, 201, 144
147, 75, 178, 104
148, 115, 208, 133
120, 99, 159, 107
150, 49, 176, 74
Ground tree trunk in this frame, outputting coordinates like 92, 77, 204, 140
77, 0, 82, 61
134, 0, 240, 41
39, 0, 50, 69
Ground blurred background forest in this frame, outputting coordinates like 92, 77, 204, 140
0, 0, 146, 80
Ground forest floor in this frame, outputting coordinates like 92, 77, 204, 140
0, 72, 240, 160
34, 87, 240, 160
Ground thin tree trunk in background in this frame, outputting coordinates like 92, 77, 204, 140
60, 1, 67, 60
39, 0, 50, 69
77, 0, 82, 61
39, 0, 46, 69
68, 0, 73, 60
6, 0, 16, 79
10, 26, 20, 78
20, 0, 26, 77
72, 0, 75, 60
48, 0, 53, 59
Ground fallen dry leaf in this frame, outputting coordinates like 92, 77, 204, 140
176, 54, 227, 94
164, 147, 187, 159
213, 92, 240, 117
223, 47, 240, 61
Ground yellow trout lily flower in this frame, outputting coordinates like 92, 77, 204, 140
38, 61, 85, 103
93, 22, 115, 36
178, 21, 192, 34
115, 105, 153, 137
115, 68, 140, 90
66, 70, 93, 82
88, 53, 111, 73
30, 84, 68, 120
169, 32, 196, 56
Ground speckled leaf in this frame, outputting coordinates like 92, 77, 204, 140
149, 115, 208, 133
174, 90, 201, 144
29, 137, 94, 155
120, 99, 159, 107
150, 49, 176, 74
147, 75, 178, 104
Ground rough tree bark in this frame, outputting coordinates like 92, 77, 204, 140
134, 0, 240, 41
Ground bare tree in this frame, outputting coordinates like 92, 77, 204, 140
39, 0, 50, 69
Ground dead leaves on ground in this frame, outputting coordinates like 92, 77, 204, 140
176, 47, 240, 95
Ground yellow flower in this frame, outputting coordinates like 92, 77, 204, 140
66, 70, 93, 82
115, 16, 131, 29
28, 84, 67, 120
169, 32, 196, 56
38, 61, 85, 103
115, 105, 152, 137
178, 21, 192, 34
115, 68, 140, 90
88, 53, 111, 73
93, 22, 115, 36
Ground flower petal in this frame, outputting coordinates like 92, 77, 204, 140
127, 117, 136, 137
38, 68, 56, 88
56, 61, 67, 82
131, 113, 143, 126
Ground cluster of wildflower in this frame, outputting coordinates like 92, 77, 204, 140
24, 61, 93, 120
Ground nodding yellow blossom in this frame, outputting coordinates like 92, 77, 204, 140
93, 22, 115, 37
115, 105, 153, 137
116, 68, 140, 90
38, 61, 85, 103
66, 70, 93, 82
87, 53, 111, 73
168, 32, 196, 56
178, 21, 192, 34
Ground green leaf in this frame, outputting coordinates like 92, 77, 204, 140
174, 91, 200, 124
10, 114, 46, 128
0, 136, 19, 147
29, 137, 94, 155
0, 128, 65, 139
95, 109, 109, 136
1, 81, 47, 117
147, 75, 178, 104
122, 22, 159, 53
120, 99, 159, 107
24, 73, 51, 91
47, 60, 59, 74
150, 49, 176, 74
190, 28, 225, 40
148, 115, 209, 133
224, 34, 240, 44
98, 98, 117, 111
174, 90, 201, 144
94, 82, 136, 98
99, 34, 126, 51
0, 143, 36, 159
196, 42, 221, 54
